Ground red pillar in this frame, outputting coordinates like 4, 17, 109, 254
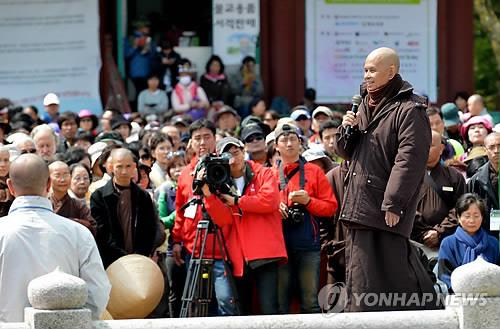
437, 0, 474, 105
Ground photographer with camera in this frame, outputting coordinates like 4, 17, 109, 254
172, 119, 237, 316
197, 136, 287, 315
273, 123, 337, 314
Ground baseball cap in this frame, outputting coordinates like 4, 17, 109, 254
216, 136, 244, 154
274, 123, 300, 141
302, 147, 335, 172
303, 148, 329, 162
241, 124, 264, 143
312, 106, 333, 119
110, 115, 132, 131
241, 115, 262, 128
265, 131, 275, 145
171, 115, 190, 127
440, 103, 461, 128
215, 106, 238, 121
43, 93, 60, 106
290, 109, 311, 121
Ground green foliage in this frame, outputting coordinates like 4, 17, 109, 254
474, 1, 500, 111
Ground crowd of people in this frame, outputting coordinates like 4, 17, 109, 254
0, 46, 499, 321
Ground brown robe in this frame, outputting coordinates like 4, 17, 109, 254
321, 161, 348, 285
411, 164, 466, 245
50, 193, 97, 236
333, 77, 438, 312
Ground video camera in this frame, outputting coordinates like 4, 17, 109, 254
193, 153, 233, 195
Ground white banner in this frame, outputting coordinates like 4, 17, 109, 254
0, 0, 101, 114
212, 0, 260, 65
306, 0, 437, 103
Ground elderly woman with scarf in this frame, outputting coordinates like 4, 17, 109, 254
438, 193, 500, 292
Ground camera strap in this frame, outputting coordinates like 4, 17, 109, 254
279, 157, 306, 191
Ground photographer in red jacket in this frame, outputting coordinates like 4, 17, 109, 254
205, 136, 287, 315
273, 123, 337, 314
171, 119, 237, 316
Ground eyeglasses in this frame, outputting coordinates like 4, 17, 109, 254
167, 150, 186, 160
20, 148, 37, 154
245, 134, 264, 143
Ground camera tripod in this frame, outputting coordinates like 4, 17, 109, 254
179, 197, 240, 317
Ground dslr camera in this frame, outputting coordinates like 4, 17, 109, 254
193, 153, 233, 195
287, 203, 306, 225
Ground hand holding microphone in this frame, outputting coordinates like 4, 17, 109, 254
343, 95, 362, 139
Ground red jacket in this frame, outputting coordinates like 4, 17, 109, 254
274, 160, 337, 218
172, 156, 232, 259
205, 161, 287, 277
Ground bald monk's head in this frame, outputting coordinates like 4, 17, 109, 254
427, 130, 445, 169
110, 148, 136, 187
48, 161, 71, 196
364, 47, 400, 93
7, 154, 50, 197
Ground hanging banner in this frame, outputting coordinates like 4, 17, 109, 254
306, 0, 437, 103
0, 0, 102, 114
212, 0, 260, 65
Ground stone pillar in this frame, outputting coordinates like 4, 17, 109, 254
24, 268, 92, 329
450, 256, 500, 329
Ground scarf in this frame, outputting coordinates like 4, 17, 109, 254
174, 82, 198, 104
367, 74, 404, 117
204, 73, 226, 82
455, 226, 489, 264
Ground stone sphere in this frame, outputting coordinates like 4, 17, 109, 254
451, 256, 500, 296
28, 268, 88, 310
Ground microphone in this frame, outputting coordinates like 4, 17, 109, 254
345, 95, 362, 137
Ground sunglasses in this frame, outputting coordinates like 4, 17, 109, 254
245, 134, 264, 143
166, 150, 186, 160
21, 148, 37, 155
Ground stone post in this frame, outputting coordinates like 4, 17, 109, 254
450, 256, 500, 329
24, 268, 92, 329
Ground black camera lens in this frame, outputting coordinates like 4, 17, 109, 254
207, 164, 229, 185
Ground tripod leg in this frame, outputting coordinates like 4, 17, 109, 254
180, 221, 215, 318
180, 224, 207, 317
213, 226, 241, 316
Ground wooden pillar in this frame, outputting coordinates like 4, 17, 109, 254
260, 0, 305, 109
437, 0, 474, 105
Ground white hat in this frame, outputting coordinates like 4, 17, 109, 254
265, 131, 275, 145
312, 106, 333, 119
302, 148, 329, 162
88, 142, 108, 168
302, 148, 335, 172
43, 93, 60, 106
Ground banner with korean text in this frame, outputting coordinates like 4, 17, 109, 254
0, 0, 102, 114
212, 0, 260, 65
306, 0, 437, 103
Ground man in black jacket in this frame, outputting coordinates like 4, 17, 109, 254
468, 132, 500, 236
90, 148, 165, 268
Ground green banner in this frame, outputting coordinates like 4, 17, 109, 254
325, 0, 420, 4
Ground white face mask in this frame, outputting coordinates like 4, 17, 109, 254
179, 75, 191, 86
